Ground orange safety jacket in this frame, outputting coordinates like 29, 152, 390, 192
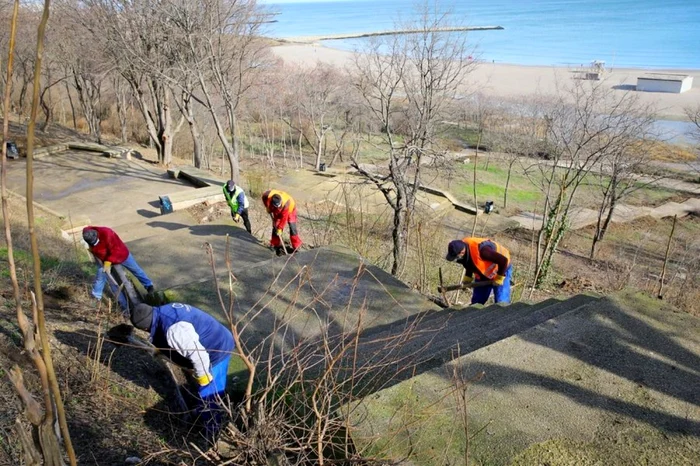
463, 237, 511, 279
262, 189, 296, 229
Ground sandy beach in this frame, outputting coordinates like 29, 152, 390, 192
271, 43, 700, 119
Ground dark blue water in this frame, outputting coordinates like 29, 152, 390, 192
261, 0, 700, 69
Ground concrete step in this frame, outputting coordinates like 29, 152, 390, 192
358, 304, 505, 343
159, 185, 224, 213
395, 296, 599, 378
355, 301, 540, 369
176, 166, 227, 188
480, 294, 599, 345
353, 295, 600, 379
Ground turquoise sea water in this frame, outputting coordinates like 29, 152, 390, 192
261, 0, 700, 69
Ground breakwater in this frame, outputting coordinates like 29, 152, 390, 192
283, 26, 504, 43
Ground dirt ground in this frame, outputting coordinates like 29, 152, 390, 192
0, 198, 205, 465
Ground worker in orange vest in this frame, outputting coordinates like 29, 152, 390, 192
445, 237, 512, 304
262, 189, 302, 255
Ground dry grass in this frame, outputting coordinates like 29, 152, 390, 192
551, 214, 700, 316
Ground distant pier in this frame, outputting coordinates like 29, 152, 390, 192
282, 26, 504, 44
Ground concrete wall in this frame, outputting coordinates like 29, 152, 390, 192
637, 76, 693, 93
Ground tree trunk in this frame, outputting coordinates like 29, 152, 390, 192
39, 86, 52, 132
315, 131, 323, 170
195, 72, 238, 179
390, 204, 407, 276
126, 75, 163, 160
591, 194, 617, 259
157, 84, 173, 166
114, 77, 129, 143
22, 0, 78, 461
63, 82, 77, 129
73, 74, 103, 143
389, 155, 409, 276
181, 93, 203, 168
228, 110, 240, 181
471, 131, 481, 235
503, 163, 513, 209
18, 75, 28, 117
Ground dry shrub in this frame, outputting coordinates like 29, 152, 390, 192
185, 250, 464, 466
0, 196, 90, 293
646, 140, 697, 162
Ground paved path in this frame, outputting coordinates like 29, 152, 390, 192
510, 197, 700, 231
503, 155, 700, 230
6, 151, 193, 237
5, 151, 273, 290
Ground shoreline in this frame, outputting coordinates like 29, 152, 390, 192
270, 42, 700, 120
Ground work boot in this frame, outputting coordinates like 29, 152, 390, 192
275, 247, 285, 257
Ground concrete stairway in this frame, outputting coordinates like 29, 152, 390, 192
351, 293, 600, 390
350, 291, 700, 465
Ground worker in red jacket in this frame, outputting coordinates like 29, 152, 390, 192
262, 189, 302, 255
82, 226, 154, 305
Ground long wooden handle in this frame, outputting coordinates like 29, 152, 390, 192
438, 280, 515, 293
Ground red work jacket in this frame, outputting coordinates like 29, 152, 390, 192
85, 226, 130, 264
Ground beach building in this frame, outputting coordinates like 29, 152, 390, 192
636, 74, 693, 93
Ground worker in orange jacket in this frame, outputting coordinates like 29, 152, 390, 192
262, 189, 302, 255
445, 237, 512, 304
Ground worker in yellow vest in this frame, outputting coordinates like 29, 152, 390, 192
223, 180, 251, 233
445, 237, 512, 304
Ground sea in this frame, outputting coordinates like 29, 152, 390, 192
260, 0, 700, 70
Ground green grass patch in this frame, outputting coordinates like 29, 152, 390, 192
438, 123, 485, 148
0, 247, 64, 277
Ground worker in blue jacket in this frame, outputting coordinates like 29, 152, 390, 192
131, 302, 235, 438
223, 180, 252, 234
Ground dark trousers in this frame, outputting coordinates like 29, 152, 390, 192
235, 209, 252, 234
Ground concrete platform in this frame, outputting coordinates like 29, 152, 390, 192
126, 216, 273, 289
167, 245, 440, 354
5, 151, 194, 230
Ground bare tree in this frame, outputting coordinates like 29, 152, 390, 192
282, 63, 347, 170
351, 5, 475, 276
77, 0, 184, 164
687, 104, 700, 143
160, 0, 271, 178
487, 98, 543, 209
528, 79, 655, 288
2, 0, 77, 463
112, 73, 131, 143
461, 93, 495, 234
590, 112, 657, 258
10, 12, 37, 118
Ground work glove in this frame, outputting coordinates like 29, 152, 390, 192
462, 275, 474, 286
275, 228, 283, 237
196, 373, 213, 387
232, 213, 241, 223
493, 274, 506, 286
103, 261, 112, 274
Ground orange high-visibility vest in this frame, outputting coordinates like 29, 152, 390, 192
463, 237, 510, 279
262, 189, 295, 214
